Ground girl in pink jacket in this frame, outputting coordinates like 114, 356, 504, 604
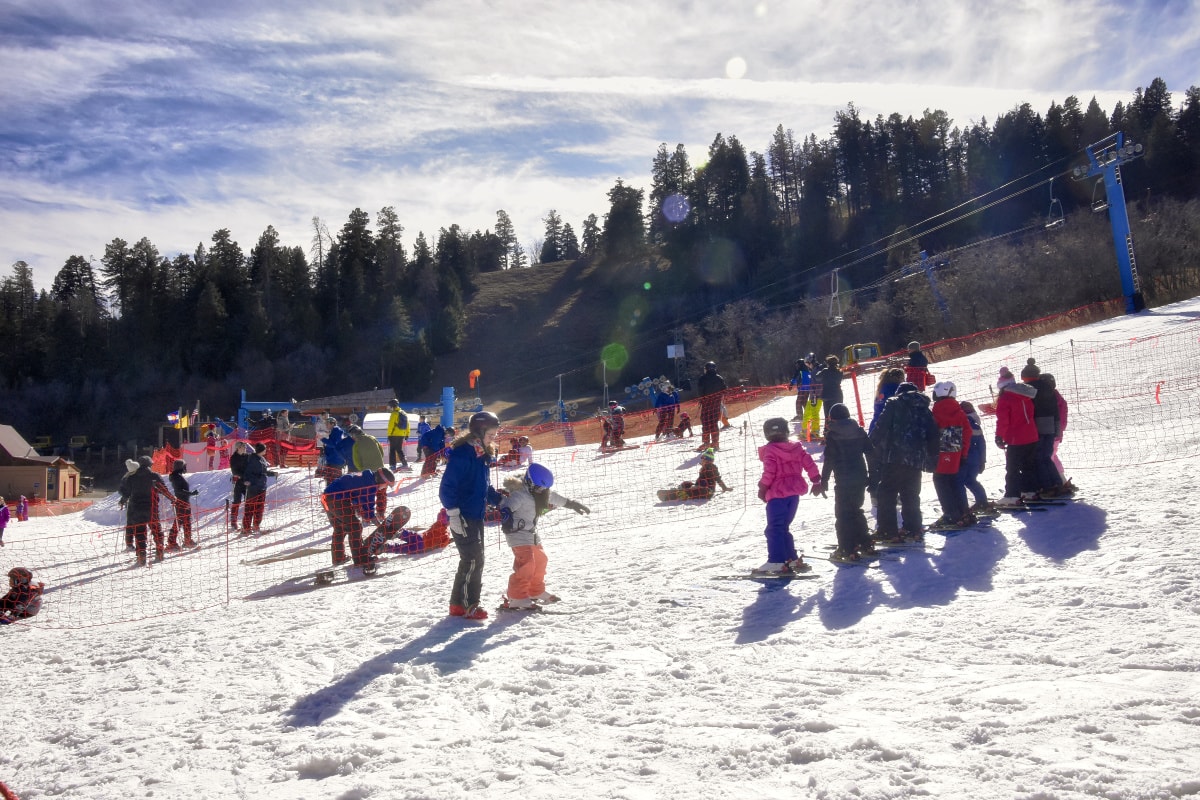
755, 418, 823, 575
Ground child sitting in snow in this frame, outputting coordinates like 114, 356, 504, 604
497, 464, 590, 610
659, 448, 730, 500
1, 567, 43, 625
365, 506, 454, 557
672, 411, 693, 438
755, 418, 822, 575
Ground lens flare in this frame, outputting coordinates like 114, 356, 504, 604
662, 193, 690, 223
725, 57, 747, 80
601, 343, 629, 370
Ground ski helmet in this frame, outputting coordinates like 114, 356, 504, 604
8, 567, 32, 585
468, 410, 501, 438
704, 361, 717, 373
932, 381, 957, 399
762, 417, 790, 442
525, 462, 554, 490
828, 403, 850, 420
908, 341, 921, 351
138, 455, 153, 468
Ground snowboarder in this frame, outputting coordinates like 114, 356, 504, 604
755, 417, 821, 575
818, 404, 877, 563
440, 411, 505, 620
672, 411, 693, 438
0, 567, 43, 624
348, 424, 388, 518
323, 467, 396, 572
497, 463, 590, 610
658, 447, 730, 501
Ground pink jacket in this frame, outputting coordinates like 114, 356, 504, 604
996, 384, 1038, 446
758, 441, 821, 501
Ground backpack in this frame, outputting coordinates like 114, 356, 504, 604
939, 426, 963, 453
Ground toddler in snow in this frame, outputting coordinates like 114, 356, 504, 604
498, 464, 590, 610
756, 418, 822, 575
1, 567, 43, 624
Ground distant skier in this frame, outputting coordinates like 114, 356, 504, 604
904, 341, 935, 392
323, 468, 396, 572
119, 456, 175, 565
0, 567, 43, 624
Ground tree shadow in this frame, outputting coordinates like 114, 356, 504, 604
286, 618, 519, 727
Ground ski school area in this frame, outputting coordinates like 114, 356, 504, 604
2, 297, 1199, 799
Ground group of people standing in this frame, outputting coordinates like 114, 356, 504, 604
789, 354, 846, 440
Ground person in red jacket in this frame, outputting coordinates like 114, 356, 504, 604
904, 341, 935, 391
993, 366, 1040, 506
929, 381, 973, 528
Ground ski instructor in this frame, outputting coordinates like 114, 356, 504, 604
439, 411, 505, 620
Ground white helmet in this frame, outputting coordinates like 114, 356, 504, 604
932, 380, 957, 399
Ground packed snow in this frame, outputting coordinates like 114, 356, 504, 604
3, 298, 1200, 800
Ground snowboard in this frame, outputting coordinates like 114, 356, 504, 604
599, 445, 640, 453
657, 488, 688, 501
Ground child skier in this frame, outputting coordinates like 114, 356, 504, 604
658, 448, 730, 500
1, 567, 44, 625
818, 404, 876, 563
672, 411, 693, 438
755, 417, 821, 575
167, 459, 201, 550
497, 463, 590, 610
958, 401, 990, 513
929, 381, 974, 529
0, 496, 8, 547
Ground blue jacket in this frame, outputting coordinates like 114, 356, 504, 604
243, 453, 272, 494
323, 426, 348, 467
324, 470, 380, 519
439, 439, 502, 520
963, 411, 986, 472
419, 425, 447, 453
654, 390, 679, 410
869, 380, 902, 435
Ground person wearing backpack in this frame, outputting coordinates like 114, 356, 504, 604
386, 399, 411, 471
929, 381, 974, 529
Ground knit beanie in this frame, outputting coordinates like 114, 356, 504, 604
1020, 358, 1040, 381
997, 366, 1016, 390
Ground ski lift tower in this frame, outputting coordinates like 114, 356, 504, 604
1071, 132, 1146, 313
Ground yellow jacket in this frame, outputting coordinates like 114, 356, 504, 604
387, 408, 410, 438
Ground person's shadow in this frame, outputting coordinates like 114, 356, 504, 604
815, 565, 884, 629
1017, 502, 1105, 562
734, 580, 819, 644
287, 617, 519, 727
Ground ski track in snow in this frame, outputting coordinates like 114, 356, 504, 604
5, 298, 1200, 799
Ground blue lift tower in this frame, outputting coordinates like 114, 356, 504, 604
1072, 132, 1146, 313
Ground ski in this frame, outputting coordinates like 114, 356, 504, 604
992, 505, 1048, 514
710, 573, 820, 582
496, 604, 578, 615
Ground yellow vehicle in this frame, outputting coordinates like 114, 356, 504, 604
841, 343, 882, 370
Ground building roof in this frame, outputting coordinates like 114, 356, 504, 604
295, 389, 397, 415
0, 424, 61, 465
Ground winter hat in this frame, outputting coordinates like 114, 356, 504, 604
762, 417, 790, 442
1020, 358, 1040, 381
138, 455, 153, 469
124, 458, 139, 474
700, 448, 716, 461
828, 403, 850, 421
253, 443, 266, 454
172, 458, 186, 473
908, 341, 921, 352
932, 381, 957, 399
895, 382, 919, 395
997, 366, 1016, 390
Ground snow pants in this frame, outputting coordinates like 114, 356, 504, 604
450, 517, 486, 609
1034, 434, 1060, 491
654, 407, 676, 439
802, 398, 822, 440
957, 462, 988, 506
932, 472, 967, 521
243, 489, 266, 532
875, 463, 924, 537
230, 480, 247, 528
507, 544, 549, 601
388, 435, 409, 468
833, 483, 872, 553
1003, 442, 1039, 497
326, 494, 368, 566
699, 395, 722, 449
169, 499, 193, 545
763, 495, 801, 564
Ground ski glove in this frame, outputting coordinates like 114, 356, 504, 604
446, 508, 466, 538
564, 499, 590, 515
994, 434, 1006, 450
757, 485, 768, 503
810, 481, 827, 498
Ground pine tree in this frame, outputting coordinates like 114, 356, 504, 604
540, 209, 563, 263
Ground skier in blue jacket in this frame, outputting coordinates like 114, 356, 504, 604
439, 411, 504, 620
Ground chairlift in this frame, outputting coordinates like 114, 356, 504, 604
1091, 179, 1109, 213
827, 268, 844, 327
1045, 178, 1064, 229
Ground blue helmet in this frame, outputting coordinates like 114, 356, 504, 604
525, 463, 554, 490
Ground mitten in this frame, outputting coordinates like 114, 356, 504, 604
446, 508, 465, 538
810, 481, 827, 498
994, 435, 1006, 450
564, 500, 590, 515
757, 486, 767, 502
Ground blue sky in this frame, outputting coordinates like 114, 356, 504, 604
2, 0, 1197, 290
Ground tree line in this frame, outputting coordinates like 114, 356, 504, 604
2, 76, 1198, 446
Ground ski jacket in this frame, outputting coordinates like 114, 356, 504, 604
932, 396, 972, 475
120, 467, 173, 516
695, 462, 727, 495
757, 440, 821, 501
243, 453, 272, 495
963, 410, 986, 472
352, 434, 386, 473
313, 416, 330, 444
419, 425, 447, 454
498, 476, 569, 547
789, 365, 813, 398
654, 390, 679, 410
814, 365, 844, 405
416, 421, 432, 439
995, 384, 1038, 446
169, 471, 198, 502
324, 470, 381, 519
1055, 391, 1068, 438
868, 391, 939, 471
0, 504, 9, 531
387, 409, 410, 438
820, 418, 873, 489
905, 351, 934, 391
869, 379, 902, 435
1026, 376, 1060, 435
697, 370, 727, 399
439, 438, 503, 520
229, 449, 249, 478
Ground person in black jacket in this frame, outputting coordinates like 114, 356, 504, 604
240, 443, 277, 535
167, 459, 200, 550
119, 456, 175, 565
819, 403, 876, 561
814, 355, 845, 437
696, 361, 728, 451
1021, 358, 1063, 494
867, 383, 939, 543
228, 441, 250, 530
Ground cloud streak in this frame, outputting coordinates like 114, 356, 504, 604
1, 0, 1195, 287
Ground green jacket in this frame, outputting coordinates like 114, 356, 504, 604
352, 435, 386, 472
